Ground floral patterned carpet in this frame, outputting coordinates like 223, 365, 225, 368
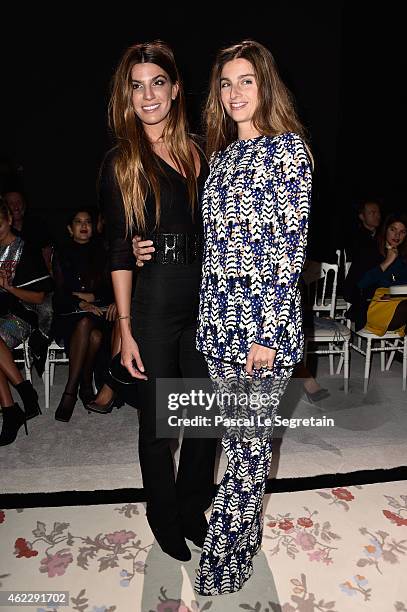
1, 480, 406, 612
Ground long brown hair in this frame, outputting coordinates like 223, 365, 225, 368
109, 40, 197, 234
377, 213, 407, 259
205, 40, 308, 158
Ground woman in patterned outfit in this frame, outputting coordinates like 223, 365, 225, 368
134, 40, 312, 595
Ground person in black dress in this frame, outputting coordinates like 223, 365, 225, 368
100, 41, 217, 562
52, 208, 117, 421
344, 213, 407, 332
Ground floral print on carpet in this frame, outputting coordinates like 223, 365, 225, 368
0, 481, 406, 611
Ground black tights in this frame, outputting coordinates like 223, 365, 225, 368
64, 316, 103, 395
388, 300, 407, 331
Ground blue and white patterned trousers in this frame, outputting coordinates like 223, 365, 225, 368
195, 358, 293, 596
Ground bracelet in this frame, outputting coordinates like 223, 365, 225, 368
117, 315, 132, 320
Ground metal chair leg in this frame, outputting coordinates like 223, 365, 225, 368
364, 337, 372, 393
329, 343, 334, 375
380, 340, 385, 371
344, 340, 349, 393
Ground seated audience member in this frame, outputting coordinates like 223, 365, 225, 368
3, 189, 54, 372
52, 208, 117, 422
0, 200, 53, 446
344, 213, 407, 333
346, 199, 382, 261
3, 188, 53, 270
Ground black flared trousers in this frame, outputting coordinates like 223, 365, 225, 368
131, 262, 217, 531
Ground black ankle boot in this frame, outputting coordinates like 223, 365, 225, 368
0, 403, 28, 446
14, 380, 42, 420
182, 512, 208, 549
147, 513, 191, 561
55, 391, 77, 422
28, 329, 49, 377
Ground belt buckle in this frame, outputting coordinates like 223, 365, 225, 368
151, 232, 200, 264
164, 234, 178, 264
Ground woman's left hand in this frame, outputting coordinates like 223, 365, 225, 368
245, 343, 276, 375
105, 303, 117, 321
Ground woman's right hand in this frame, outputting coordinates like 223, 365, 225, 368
381, 246, 398, 271
132, 235, 155, 267
120, 334, 147, 380
79, 300, 104, 316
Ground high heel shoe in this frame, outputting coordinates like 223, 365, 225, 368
86, 393, 123, 414
147, 513, 191, 561
78, 384, 96, 408
55, 391, 77, 422
0, 403, 28, 446
153, 528, 192, 562
14, 380, 42, 420
183, 512, 208, 549
304, 388, 330, 403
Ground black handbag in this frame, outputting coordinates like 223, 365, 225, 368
0, 287, 38, 327
108, 352, 143, 385
107, 353, 143, 409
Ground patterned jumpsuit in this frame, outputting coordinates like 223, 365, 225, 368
195, 133, 312, 595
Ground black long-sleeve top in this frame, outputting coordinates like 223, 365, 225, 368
343, 242, 407, 330
52, 239, 113, 314
99, 147, 209, 271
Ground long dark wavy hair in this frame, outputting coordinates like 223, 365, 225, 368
109, 40, 197, 234
204, 39, 309, 158
377, 213, 407, 259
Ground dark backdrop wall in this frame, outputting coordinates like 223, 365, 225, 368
0, 4, 404, 258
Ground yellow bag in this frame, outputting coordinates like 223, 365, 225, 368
365, 287, 407, 336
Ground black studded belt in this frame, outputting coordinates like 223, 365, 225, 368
149, 232, 203, 265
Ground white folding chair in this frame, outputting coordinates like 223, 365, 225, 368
351, 329, 407, 392
13, 340, 32, 382
336, 261, 407, 392
304, 262, 351, 392
335, 249, 352, 325
43, 340, 69, 409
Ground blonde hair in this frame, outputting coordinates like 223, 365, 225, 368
205, 40, 309, 158
108, 40, 197, 234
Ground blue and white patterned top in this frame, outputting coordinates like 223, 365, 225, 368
196, 132, 312, 367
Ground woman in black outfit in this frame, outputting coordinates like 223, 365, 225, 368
100, 41, 217, 562
52, 208, 117, 421
344, 213, 407, 333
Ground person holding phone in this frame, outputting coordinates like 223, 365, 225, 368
100, 41, 217, 563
